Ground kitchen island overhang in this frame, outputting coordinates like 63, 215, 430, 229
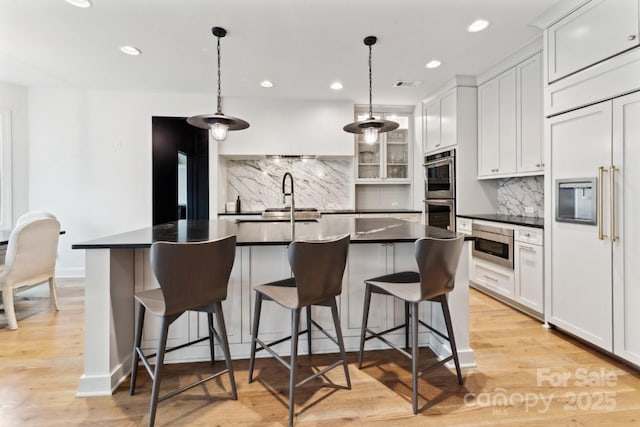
72, 217, 475, 397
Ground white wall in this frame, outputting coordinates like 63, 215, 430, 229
0, 83, 29, 224
28, 89, 218, 275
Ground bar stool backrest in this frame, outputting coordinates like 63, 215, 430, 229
150, 235, 236, 316
414, 235, 465, 301
288, 234, 350, 307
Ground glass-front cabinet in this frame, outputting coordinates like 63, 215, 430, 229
355, 111, 411, 183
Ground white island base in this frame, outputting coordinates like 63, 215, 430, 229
77, 241, 474, 397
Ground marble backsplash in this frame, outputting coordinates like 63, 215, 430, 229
497, 176, 544, 217
226, 159, 351, 211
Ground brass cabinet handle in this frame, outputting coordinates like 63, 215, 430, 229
629, 35, 637, 41
524, 232, 531, 237
519, 244, 535, 251
610, 165, 618, 241
598, 166, 608, 240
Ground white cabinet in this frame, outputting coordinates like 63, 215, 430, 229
478, 69, 517, 176
469, 220, 544, 318
478, 53, 543, 178
547, 92, 640, 364
218, 99, 354, 156
514, 227, 543, 313
355, 111, 412, 183
471, 257, 515, 299
423, 89, 457, 153
547, 0, 640, 83
517, 54, 544, 173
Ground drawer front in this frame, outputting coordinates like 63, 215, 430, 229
456, 218, 473, 235
472, 258, 515, 298
515, 226, 543, 245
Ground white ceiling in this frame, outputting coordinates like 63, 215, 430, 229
0, 0, 559, 106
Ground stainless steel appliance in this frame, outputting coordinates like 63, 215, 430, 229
424, 150, 456, 230
424, 150, 455, 199
555, 177, 597, 225
471, 223, 514, 269
425, 199, 455, 231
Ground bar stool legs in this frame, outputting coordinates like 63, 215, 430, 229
358, 285, 464, 414
249, 296, 350, 427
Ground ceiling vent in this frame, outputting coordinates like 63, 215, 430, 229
394, 80, 422, 87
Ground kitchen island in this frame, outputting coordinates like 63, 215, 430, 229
72, 217, 474, 396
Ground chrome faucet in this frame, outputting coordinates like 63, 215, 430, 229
282, 172, 295, 240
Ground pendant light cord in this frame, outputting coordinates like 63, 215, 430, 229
368, 43, 373, 119
216, 35, 222, 114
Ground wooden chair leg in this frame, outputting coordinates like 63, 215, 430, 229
48, 277, 60, 311
214, 302, 237, 400
288, 309, 301, 427
358, 284, 372, 369
130, 303, 145, 395
148, 317, 170, 427
248, 292, 263, 383
2, 288, 18, 330
441, 295, 463, 385
330, 298, 351, 389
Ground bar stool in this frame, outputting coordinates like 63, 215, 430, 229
248, 234, 351, 427
130, 236, 237, 427
358, 235, 465, 414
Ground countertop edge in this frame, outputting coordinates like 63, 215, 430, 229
457, 214, 544, 229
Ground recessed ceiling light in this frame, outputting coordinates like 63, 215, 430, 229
65, 0, 92, 8
467, 19, 490, 33
425, 60, 442, 69
120, 45, 141, 56
330, 82, 343, 90
260, 80, 274, 88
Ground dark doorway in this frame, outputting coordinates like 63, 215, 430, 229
152, 117, 209, 226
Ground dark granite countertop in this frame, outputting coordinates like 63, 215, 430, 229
217, 208, 421, 216
72, 217, 469, 249
457, 214, 544, 229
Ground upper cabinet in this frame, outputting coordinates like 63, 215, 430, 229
355, 111, 412, 183
547, 0, 640, 84
423, 89, 457, 153
478, 52, 543, 179
217, 98, 354, 157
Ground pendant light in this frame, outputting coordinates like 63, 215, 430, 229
187, 27, 249, 141
343, 36, 398, 144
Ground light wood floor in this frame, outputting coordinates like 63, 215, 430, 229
1, 279, 639, 426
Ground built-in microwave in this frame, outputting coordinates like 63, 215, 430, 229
424, 150, 455, 200
471, 223, 514, 269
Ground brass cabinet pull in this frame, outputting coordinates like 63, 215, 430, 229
610, 165, 618, 241
629, 35, 637, 41
598, 166, 608, 240
519, 244, 535, 251
524, 232, 531, 237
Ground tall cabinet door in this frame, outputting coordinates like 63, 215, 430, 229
517, 53, 543, 173
612, 91, 640, 365
548, 101, 613, 351
498, 68, 517, 175
478, 79, 499, 175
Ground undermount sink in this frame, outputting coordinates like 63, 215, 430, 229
261, 207, 321, 220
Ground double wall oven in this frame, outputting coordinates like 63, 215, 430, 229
424, 150, 455, 230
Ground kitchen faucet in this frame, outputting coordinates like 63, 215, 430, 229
282, 172, 295, 240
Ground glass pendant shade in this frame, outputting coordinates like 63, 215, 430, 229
210, 122, 229, 141
187, 26, 249, 140
344, 36, 398, 139
363, 126, 379, 144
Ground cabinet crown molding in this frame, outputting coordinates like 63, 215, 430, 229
529, 0, 590, 29
421, 75, 477, 106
